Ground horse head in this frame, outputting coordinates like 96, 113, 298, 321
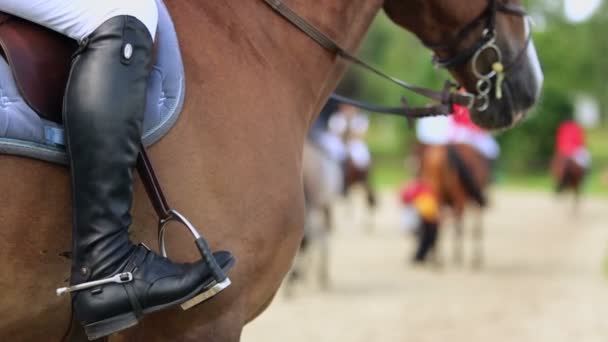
384, 0, 543, 130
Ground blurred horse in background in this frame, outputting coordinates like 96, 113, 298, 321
415, 143, 491, 268
343, 157, 378, 232
333, 104, 377, 232
551, 157, 586, 212
344, 157, 377, 209
285, 140, 342, 295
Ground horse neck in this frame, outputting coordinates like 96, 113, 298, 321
166, 0, 384, 134
143, 1, 384, 324
286, 0, 385, 118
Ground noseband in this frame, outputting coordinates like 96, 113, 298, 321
424, 0, 531, 111
262, 0, 531, 118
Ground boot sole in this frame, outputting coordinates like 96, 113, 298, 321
83, 257, 235, 340
180, 277, 232, 310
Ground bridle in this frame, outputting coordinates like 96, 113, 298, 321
262, 0, 531, 118
424, 0, 531, 111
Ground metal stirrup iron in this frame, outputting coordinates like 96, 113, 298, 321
136, 145, 231, 309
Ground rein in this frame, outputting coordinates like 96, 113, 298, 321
262, 0, 530, 116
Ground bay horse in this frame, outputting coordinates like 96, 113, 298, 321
551, 155, 587, 215
415, 143, 491, 268
343, 153, 378, 232
0, 0, 542, 340
344, 157, 376, 207
343, 157, 378, 233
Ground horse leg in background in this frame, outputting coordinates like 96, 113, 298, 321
323, 204, 334, 233
284, 212, 313, 298
452, 211, 465, 266
363, 172, 377, 234
364, 181, 377, 210
319, 204, 331, 290
573, 164, 587, 217
571, 184, 580, 217
555, 159, 573, 194
286, 205, 331, 293
471, 207, 484, 269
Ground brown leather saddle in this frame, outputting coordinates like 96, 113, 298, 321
0, 12, 78, 124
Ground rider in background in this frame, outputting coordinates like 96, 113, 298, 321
314, 103, 372, 175
311, 100, 349, 163
338, 104, 372, 173
552, 120, 591, 191
0, 1, 229, 338
450, 101, 501, 178
414, 100, 500, 174
399, 181, 440, 263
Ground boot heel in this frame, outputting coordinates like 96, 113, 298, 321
180, 278, 232, 310
84, 311, 139, 341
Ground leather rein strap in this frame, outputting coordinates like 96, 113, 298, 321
262, 0, 475, 119
137, 145, 172, 221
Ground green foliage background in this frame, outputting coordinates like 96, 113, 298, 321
336, 0, 608, 192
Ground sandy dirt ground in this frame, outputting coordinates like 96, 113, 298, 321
242, 189, 608, 342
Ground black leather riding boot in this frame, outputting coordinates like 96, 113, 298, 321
62, 16, 233, 340
413, 221, 438, 263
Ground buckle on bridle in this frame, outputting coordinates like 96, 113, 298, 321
460, 92, 476, 109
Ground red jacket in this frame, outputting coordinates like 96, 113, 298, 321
400, 181, 435, 205
556, 121, 585, 157
452, 104, 482, 132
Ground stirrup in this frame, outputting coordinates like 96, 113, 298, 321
138, 148, 232, 308
158, 209, 231, 310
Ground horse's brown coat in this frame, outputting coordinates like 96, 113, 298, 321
0, 0, 538, 340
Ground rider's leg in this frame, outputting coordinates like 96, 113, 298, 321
0, 1, 233, 339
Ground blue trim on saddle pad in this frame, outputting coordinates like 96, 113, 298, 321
0, 0, 185, 165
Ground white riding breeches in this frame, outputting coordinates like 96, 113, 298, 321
347, 139, 371, 170
572, 148, 591, 168
318, 132, 348, 163
451, 127, 500, 160
416, 116, 452, 146
0, 0, 158, 42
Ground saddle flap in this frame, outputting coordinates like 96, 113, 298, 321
0, 13, 77, 123
0, 0, 187, 165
